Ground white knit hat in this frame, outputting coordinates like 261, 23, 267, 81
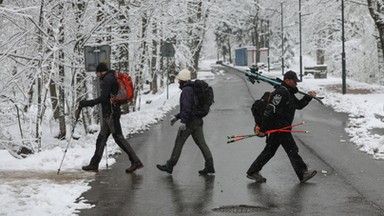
176, 69, 191, 81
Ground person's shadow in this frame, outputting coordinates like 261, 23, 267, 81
163, 175, 215, 215
286, 183, 316, 213
247, 181, 317, 214
247, 182, 279, 210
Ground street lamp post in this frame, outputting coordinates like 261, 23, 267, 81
281, 2, 284, 76
341, 0, 347, 94
260, 18, 271, 72
267, 20, 270, 72
299, 0, 303, 82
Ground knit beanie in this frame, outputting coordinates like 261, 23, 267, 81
96, 63, 109, 72
176, 69, 191, 81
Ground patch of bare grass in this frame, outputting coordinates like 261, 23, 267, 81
323, 84, 373, 94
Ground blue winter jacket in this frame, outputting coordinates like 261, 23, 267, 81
175, 81, 195, 124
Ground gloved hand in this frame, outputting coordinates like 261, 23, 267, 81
179, 123, 187, 131
256, 131, 266, 137
308, 90, 317, 97
254, 124, 260, 134
79, 100, 90, 108
170, 116, 178, 126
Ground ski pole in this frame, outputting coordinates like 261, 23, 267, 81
227, 137, 247, 144
266, 129, 309, 134
227, 134, 258, 144
227, 122, 304, 139
227, 122, 307, 144
105, 142, 109, 169
227, 130, 308, 144
227, 134, 258, 139
274, 121, 305, 131
264, 122, 305, 134
57, 107, 81, 174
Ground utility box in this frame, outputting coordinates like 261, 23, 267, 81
304, 65, 327, 79
259, 47, 268, 65
235, 46, 256, 67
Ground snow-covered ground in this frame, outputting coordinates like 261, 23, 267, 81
299, 74, 384, 159
1, 59, 384, 215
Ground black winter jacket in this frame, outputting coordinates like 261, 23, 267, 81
84, 70, 120, 118
260, 82, 312, 133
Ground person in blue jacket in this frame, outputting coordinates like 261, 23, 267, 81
156, 69, 214, 175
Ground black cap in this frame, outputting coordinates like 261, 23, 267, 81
96, 63, 109, 72
284, 70, 299, 82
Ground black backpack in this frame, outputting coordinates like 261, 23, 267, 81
193, 80, 214, 117
251, 92, 272, 127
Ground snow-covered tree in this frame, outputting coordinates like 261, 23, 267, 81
0, 0, 383, 158
367, 0, 384, 83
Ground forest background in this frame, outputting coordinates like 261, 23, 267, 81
0, 0, 383, 157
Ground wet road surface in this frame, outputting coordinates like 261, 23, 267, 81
78, 67, 384, 216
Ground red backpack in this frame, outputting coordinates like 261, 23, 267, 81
111, 72, 134, 104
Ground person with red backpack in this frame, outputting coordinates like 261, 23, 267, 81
79, 63, 143, 173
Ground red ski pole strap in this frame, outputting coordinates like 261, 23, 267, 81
265, 122, 306, 134
226, 122, 307, 143
266, 129, 308, 134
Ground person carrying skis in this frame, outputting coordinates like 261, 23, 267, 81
79, 63, 143, 173
247, 70, 317, 183
156, 69, 215, 175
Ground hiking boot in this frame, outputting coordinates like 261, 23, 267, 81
247, 172, 266, 182
300, 170, 317, 183
156, 162, 173, 174
199, 158, 215, 175
199, 166, 215, 175
82, 164, 99, 172
125, 162, 144, 173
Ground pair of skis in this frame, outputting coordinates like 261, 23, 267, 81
227, 122, 307, 144
220, 64, 325, 105
245, 70, 325, 105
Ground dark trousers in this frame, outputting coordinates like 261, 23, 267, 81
247, 132, 308, 180
89, 116, 141, 166
168, 118, 213, 166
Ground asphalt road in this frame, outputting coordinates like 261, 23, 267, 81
78, 67, 384, 216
